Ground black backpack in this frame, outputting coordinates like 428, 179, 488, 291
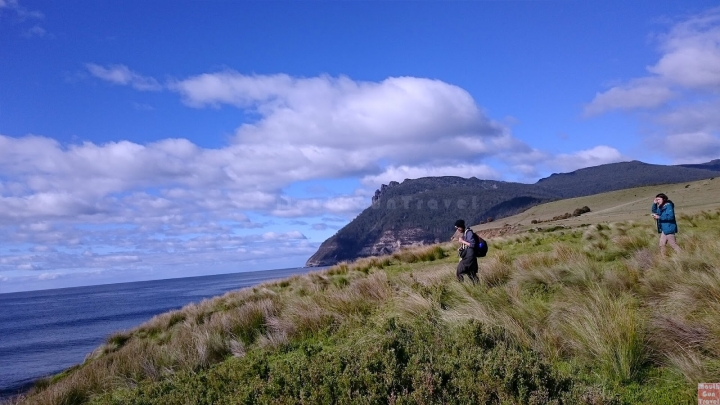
465, 229, 489, 257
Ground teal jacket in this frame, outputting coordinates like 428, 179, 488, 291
651, 201, 678, 234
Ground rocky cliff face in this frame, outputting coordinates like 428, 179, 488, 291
371, 181, 400, 205
305, 227, 436, 267
304, 176, 554, 268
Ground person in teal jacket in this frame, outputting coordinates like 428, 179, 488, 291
651, 193, 681, 254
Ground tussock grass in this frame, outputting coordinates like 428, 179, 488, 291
551, 287, 646, 383
12, 211, 720, 405
479, 254, 512, 287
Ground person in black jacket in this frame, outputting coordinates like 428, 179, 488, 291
454, 219, 479, 284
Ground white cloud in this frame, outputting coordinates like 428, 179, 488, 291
2, 0, 46, 39
584, 6, 720, 164
172, 72, 508, 152
0, 71, 533, 223
585, 7, 720, 116
22, 24, 45, 38
649, 8, 720, 89
261, 231, 306, 241
549, 146, 626, 173
86, 64, 162, 91
270, 195, 368, 217
0, 0, 42, 18
661, 132, 720, 163
584, 79, 674, 116
1, 68, 653, 288
361, 163, 500, 187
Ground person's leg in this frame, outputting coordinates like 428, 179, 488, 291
659, 233, 668, 255
456, 262, 465, 282
469, 259, 479, 285
665, 233, 681, 253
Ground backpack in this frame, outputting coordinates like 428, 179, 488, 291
465, 228, 489, 257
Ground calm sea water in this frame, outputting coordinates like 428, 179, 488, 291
0, 267, 312, 399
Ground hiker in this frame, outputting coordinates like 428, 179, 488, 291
651, 193, 681, 255
454, 219, 479, 284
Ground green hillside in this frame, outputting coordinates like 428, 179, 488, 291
9, 181, 720, 405
474, 177, 720, 234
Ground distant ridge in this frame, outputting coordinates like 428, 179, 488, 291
677, 159, 720, 172
535, 160, 720, 198
306, 160, 720, 267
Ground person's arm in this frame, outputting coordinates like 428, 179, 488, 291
659, 204, 675, 222
651, 202, 660, 219
459, 231, 472, 247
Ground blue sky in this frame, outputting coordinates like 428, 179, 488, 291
2, 0, 720, 293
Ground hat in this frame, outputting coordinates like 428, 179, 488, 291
454, 219, 465, 228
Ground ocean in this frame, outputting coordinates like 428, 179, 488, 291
0, 267, 312, 400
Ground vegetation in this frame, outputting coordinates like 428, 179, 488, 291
8, 209, 720, 404
477, 176, 720, 234
531, 206, 591, 224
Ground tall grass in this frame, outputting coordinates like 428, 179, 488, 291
10, 210, 720, 405
551, 287, 646, 383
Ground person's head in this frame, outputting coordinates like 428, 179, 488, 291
454, 219, 466, 231
655, 193, 668, 206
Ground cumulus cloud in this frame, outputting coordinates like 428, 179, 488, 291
270, 195, 368, 218
171, 72, 510, 155
86, 64, 162, 91
261, 231, 306, 241
361, 163, 500, 187
661, 132, 720, 163
655, 100, 720, 134
0, 71, 534, 223
2, 68, 632, 287
649, 9, 720, 89
584, 79, 674, 116
584, 7, 720, 163
549, 146, 626, 173
585, 7, 720, 116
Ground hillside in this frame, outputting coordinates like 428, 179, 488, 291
11, 194, 720, 404
533, 160, 719, 198
307, 160, 720, 267
474, 176, 720, 235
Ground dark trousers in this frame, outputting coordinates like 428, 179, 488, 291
457, 248, 479, 284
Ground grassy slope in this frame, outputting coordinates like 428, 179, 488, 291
9, 180, 720, 405
475, 177, 720, 233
